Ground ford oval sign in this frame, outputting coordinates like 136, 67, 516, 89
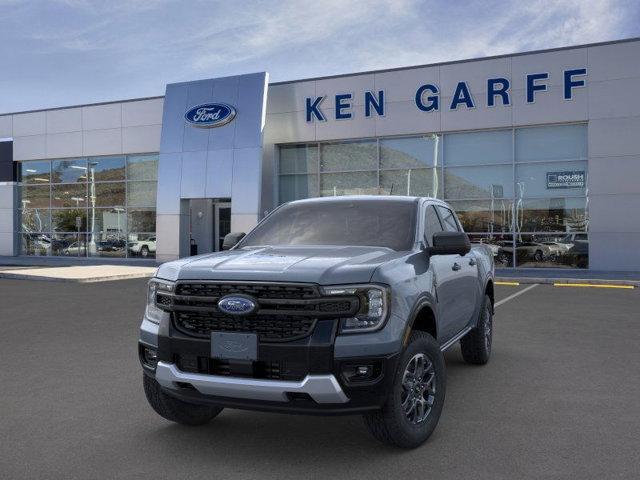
217, 295, 257, 315
184, 103, 236, 128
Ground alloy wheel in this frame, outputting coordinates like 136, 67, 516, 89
400, 353, 436, 424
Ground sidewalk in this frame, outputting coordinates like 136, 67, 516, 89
0, 265, 157, 283
496, 268, 640, 287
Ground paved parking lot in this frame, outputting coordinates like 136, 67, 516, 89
1, 278, 638, 479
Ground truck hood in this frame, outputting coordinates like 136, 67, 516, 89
155, 246, 406, 285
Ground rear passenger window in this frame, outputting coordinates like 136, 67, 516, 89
436, 206, 460, 232
424, 205, 443, 245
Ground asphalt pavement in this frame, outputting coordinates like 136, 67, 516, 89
1, 278, 638, 479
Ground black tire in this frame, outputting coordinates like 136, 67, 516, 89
143, 375, 223, 426
363, 331, 446, 449
140, 246, 149, 258
460, 294, 493, 365
533, 249, 543, 262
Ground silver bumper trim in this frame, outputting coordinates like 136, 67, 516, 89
155, 361, 349, 404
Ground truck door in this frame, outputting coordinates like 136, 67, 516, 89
424, 204, 462, 343
433, 205, 479, 339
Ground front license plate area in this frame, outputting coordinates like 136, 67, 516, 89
211, 332, 258, 361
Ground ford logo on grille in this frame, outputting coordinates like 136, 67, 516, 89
217, 295, 257, 315
184, 102, 236, 128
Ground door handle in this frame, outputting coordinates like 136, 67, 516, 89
469, 258, 477, 266
452, 262, 461, 271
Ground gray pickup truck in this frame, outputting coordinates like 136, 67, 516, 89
139, 196, 494, 448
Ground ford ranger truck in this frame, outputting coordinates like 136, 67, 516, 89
139, 196, 494, 448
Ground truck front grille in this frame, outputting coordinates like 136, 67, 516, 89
161, 281, 360, 342
174, 311, 316, 342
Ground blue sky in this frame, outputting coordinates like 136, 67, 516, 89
1, 0, 639, 113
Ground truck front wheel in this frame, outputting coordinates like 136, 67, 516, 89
363, 331, 446, 448
143, 375, 223, 426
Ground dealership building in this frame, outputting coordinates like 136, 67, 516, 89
1, 38, 639, 271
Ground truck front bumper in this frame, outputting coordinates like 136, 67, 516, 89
139, 317, 400, 415
155, 361, 348, 404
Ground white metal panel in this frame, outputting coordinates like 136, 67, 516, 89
511, 47, 588, 87
12, 135, 46, 161
315, 105, 376, 141
122, 124, 161, 154
588, 155, 640, 195
82, 128, 122, 156
13, 111, 46, 137
267, 81, 316, 114
156, 153, 183, 215
46, 108, 82, 134
122, 98, 164, 127
231, 147, 262, 214
374, 100, 440, 137
588, 41, 640, 81
180, 150, 207, 198
82, 103, 122, 131
588, 77, 640, 120
46, 131, 83, 158
205, 148, 233, 198
0, 115, 11, 137
440, 57, 511, 95
589, 116, 640, 157
511, 86, 587, 126
374, 66, 439, 103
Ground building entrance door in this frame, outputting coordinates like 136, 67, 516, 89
214, 202, 231, 251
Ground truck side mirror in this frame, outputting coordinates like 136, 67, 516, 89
222, 232, 246, 250
429, 231, 471, 256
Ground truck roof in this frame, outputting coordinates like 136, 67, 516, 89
287, 195, 434, 205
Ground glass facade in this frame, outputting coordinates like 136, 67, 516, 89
277, 124, 588, 269
18, 154, 158, 258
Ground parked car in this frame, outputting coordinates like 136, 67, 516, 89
129, 237, 156, 258
497, 241, 553, 264
138, 196, 495, 448
62, 242, 85, 256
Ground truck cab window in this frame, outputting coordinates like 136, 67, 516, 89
436, 206, 460, 232
424, 205, 444, 246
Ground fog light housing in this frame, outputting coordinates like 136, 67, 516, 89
341, 362, 383, 384
141, 346, 158, 369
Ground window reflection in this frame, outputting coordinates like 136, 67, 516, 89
321, 141, 377, 172
18, 154, 158, 257
51, 158, 87, 183
380, 169, 438, 197
468, 234, 514, 268
515, 197, 587, 232
20, 209, 51, 233
128, 155, 159, 181
21, 185, 50, 209
380, 136, 440, 169
447, 200, 513, 233
92, 156, 125, 181
127, 181, 157, 207
320, 172, 378, 196
514, 233, 588, 269
444, 165, 513, 199
20, 160, 50, 184
52, 184, 87, 208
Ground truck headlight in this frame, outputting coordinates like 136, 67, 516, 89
145, 279, 174, 324
322, 284, 390, 334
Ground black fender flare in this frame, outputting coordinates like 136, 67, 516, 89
401, 294, 439, 347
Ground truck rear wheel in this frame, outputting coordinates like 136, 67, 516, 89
460, 294, 493, 365
143, 375, 223, 426
363, 331, 446, 448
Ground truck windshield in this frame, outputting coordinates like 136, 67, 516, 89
238, 200, 417, 251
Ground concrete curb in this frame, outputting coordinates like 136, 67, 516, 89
496, 277, 639, 287
0, 272, 154, 283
